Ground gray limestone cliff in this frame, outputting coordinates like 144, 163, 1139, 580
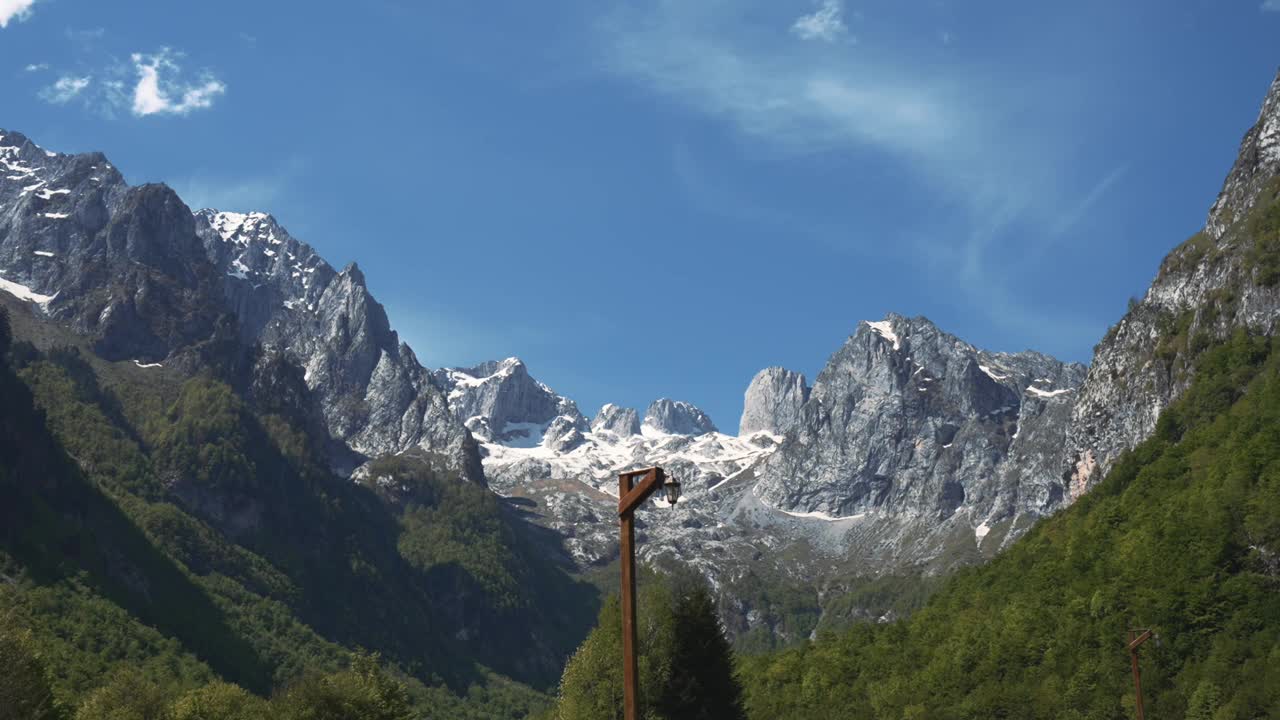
755, 314, 1086, 560
0, 132, 223, 362
643, 398, 718, 435
739, 366, 809, 436
192, 210, 481, 482
431, 357, 588, 446
0, 142, 482, 483
592, 403, 641, 437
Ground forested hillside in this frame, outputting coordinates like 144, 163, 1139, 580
0, 305, 597, 718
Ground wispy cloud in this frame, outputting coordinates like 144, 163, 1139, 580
597, 2, 1019, 212
65, 26, 105, 40
24, 62, 48, 72
596, 0, 1104, 341
171, 175, 286, 214
0, 0, 37, 28
169, 154, 310, 214
1048, 164, 1129, 238
38, 75, 92, 104
129, 49, 226, 116
791, 0, 847, 43
1262, 0, 1280, 11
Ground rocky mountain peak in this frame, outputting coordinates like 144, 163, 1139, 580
592, 403, 641, 437
434, 357, 587, 443
1207, 68, 1280, 239
339, 261, 365, 285
739, 367, 808, 436
643, 398, 717, 436
755, 312, 1086, 559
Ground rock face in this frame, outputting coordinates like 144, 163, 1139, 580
753, 314, 1086, 563
739, 367, 809, 436
592, 403, 641, 437
1063, 68, 1280, 495
0, 141, 482, 484
191, 210, 481, 482
643, 398, 718, 436
0, 131, 224, 362
1207, 71, 1280, 241
432, 357, 588, 445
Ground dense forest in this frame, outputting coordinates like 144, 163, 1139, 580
0, 306, 597, 718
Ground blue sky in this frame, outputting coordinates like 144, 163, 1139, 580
2, 0, 1279, 430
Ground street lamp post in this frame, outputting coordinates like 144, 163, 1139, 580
617, 467, 680, 720
1127, 628, 1157, 720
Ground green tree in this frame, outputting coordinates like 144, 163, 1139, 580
656, 584, 746, 720
74, 669, 171, 720
1185, 680, 1223, 720
554, 584, 677, 720
0, 620, 63, 720
170, 682, 269, 720
272, 652, 412, 720
552, 574, 744, 720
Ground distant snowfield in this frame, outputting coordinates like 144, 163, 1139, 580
480, 422, 780, 504
0, 275, 57, 304
1026, 385, 1073, 398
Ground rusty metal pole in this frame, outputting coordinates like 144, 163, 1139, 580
620, 471, 640, 720
617, 468, 669, 720
1127, 629, 1151, 720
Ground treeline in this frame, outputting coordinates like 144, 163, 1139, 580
1, 624, 411, 720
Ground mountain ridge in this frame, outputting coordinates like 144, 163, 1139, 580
9, 63, 1277, 647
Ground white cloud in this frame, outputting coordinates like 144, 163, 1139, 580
38, 75, 92, 104
791, 0, 847, 42
0, 0, 36, 28
24, 62, 48, 72
1263, 0, 1280, 11
599, 3, 984, 184
129, 49, 226, 116
596, 0, 1106, 342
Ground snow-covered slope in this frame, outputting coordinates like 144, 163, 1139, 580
433, 358, 783, 564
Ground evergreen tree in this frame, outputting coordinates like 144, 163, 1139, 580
657, 585, 746, 720
551, 573, 743, 720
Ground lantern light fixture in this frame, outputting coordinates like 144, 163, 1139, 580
663, 474, 681, 506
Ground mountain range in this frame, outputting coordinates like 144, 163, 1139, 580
2, 66, 1279, 711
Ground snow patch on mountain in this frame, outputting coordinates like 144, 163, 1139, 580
864, 319, 901, 349
0, 275, 56, 305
